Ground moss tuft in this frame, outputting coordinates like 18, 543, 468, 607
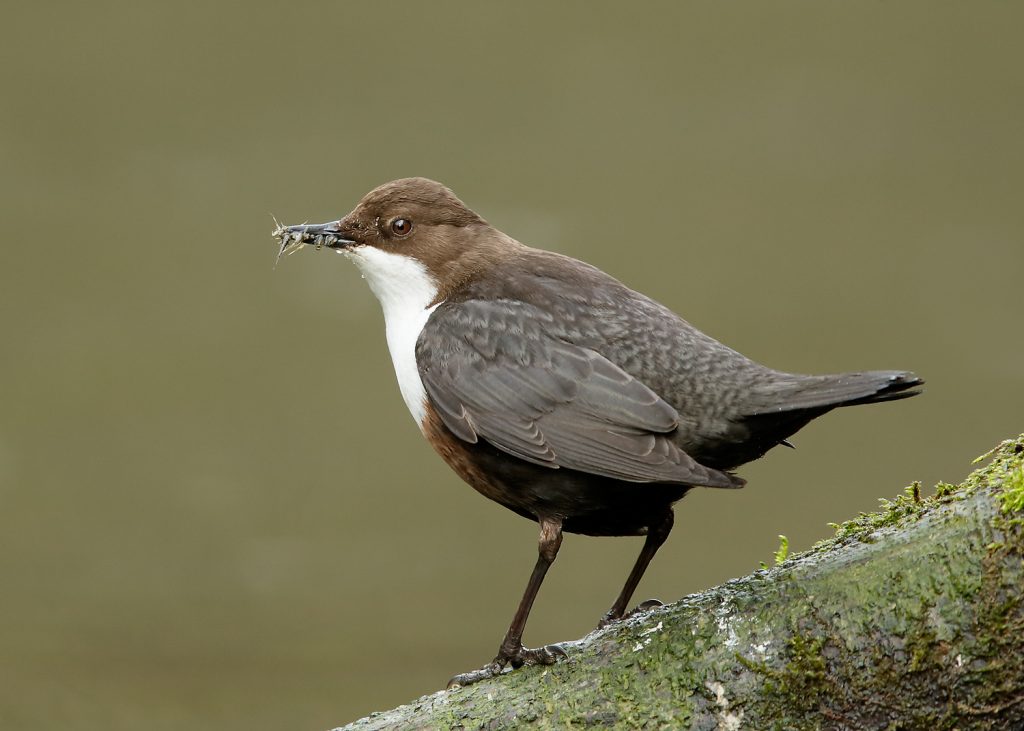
815, 488, 928, 547
809, 435, 1024, 554
971, 436, 1024, 532
998, 462, 1024, 518
774, 535, 790, 566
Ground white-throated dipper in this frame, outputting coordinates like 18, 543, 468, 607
273, 177, 922, 687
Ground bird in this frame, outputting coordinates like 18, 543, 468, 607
272, 177, 922, 687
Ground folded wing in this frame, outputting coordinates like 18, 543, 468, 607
417, 300, 743, 488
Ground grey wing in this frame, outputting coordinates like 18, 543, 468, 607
417, 300, 743, 488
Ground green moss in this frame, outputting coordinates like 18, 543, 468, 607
998, 462, 1024, 519
446, 613, 711, 729
774, 535, 790, 566
761, 534, 791, 570
778, 633, 827, 707
905, 611, 939, 673
973, 436, 1024, 533
808, 435, 1024, 554
738, 630, 829, 724
813, 484, 929, 548
735, 437, 1024, 729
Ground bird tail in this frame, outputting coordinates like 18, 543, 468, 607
698, 370, 923, 471
745, 370, 924, 415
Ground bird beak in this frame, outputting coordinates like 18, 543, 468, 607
273, 220, 356, 251
272, 219, 357, 266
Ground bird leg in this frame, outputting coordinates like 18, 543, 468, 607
598, 510, 674, 629
447, 517, 567, 688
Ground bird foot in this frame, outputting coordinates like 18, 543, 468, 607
597, 598, 664, 629
447, 643, 567, 689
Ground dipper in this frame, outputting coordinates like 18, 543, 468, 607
273, 177, 922, 687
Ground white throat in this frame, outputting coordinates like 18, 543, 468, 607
344, 246, 439, 427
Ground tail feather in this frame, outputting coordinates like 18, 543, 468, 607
697, 370, 923, 471
746, 370, 924, 415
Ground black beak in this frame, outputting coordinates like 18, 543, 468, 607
272, 220, 356, 251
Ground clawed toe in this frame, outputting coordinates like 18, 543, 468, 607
633, 598, 664, 613
447, 661, 503, 689
597, 598, 665, 629
447, 643, 568, 688
509, 643, 567, 668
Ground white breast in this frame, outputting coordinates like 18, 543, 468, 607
343, 246, 439, 428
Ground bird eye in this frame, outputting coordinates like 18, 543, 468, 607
390, 218, 412, 236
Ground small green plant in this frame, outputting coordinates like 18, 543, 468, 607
761, 535, 790, 569
774, 535, 790, 566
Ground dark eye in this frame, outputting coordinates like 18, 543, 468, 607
391, 218, 412, 236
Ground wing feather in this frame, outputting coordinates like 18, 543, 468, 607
417, 300, 742, 488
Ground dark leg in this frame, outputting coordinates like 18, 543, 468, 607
598, 510, 674, 629
448, 517, 567, 688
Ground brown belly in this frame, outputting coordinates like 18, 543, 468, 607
421, 406, 689, 536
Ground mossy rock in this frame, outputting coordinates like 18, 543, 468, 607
339, 436, 1024, 730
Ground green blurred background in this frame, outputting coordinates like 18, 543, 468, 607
2, 2, 1022, 729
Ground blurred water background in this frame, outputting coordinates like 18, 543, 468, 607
1, 2, 1022, 728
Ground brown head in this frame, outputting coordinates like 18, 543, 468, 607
275, 177, 521, 303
